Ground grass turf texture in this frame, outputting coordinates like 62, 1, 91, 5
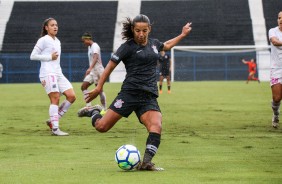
0, 81, 281, 184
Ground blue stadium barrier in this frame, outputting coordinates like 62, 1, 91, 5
0, 51, 257, 83
0, 53, 111, 83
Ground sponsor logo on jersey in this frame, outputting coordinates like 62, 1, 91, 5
112, 54, 119, 61
136, 50, 143, 53
114, 99, 124, 109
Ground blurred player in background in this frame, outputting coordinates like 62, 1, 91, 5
80, 32, 107, 113
241, 58, 260, 83
30, 18, 76, 136
158, 51, 171, 94
77, 14, 192, 171
269, 11, 282, 128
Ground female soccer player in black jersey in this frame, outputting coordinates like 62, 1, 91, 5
78, 14, 192, 171
158, 51, 172, 94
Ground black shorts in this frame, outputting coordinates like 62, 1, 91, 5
160, 69, 170, 77
109, 91, 161, 123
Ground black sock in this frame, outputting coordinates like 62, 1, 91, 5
159, 85, 162, 90
168, 86, 171, 91
91, 110, 102, 127
272, 101, 280, 116
143, 132, 161, 163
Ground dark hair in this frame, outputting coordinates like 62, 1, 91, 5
81, 32, 92, 40
40, 17, 56, 37
121, 14, 151, 41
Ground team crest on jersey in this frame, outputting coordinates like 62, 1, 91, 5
114, 99, 124, 109
152, 45, 158, 54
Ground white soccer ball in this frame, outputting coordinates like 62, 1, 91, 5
115, 144, 141, 170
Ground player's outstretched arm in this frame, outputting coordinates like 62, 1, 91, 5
163, 22, 192, 51
241, 59, 247, 64
85, 60, 117, 103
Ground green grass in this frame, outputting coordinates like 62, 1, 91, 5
0, 81, 282, 184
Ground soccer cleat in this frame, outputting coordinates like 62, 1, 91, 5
167, 90, 171, 94
46, 119, 52, 129
137, 162, 164, 171
159, 90, 163, 94
51, 129, 69, 136
272, 115, 279, 128
77, 104, 103, 117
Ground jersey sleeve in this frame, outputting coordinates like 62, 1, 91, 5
30, 38, 52, 61
110, 42, 130, 64
92, 43, 100, 55
269, 28, 276, 41
154, 39, 164, 52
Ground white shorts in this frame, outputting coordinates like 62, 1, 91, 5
270, 68, 282, 86
40, 74, 73, 94
83, 69, 104, 84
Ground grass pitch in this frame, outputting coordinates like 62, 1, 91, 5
0, 81, 281, 184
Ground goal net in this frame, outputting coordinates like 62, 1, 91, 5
170, 45, 270, 82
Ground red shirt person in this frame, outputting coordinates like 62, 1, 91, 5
242, 58, 260, 83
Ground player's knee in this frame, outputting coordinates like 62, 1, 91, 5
92, 115, 109, 133
95, 121, 110, 133
81, 85, 86, 91
71, 96, 76, 103
273, 95, 282, 103
68, 94, 76, 103
157, 122, 162, 132
81, 82, 90, 91
50, 94, 60, 104
148, 122, 162, 134
50, 98, 60, 105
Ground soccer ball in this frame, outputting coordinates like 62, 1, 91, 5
115, 144, 141, 170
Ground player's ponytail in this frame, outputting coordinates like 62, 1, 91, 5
121, 17, 133, 40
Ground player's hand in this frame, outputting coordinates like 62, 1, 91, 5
51, 52, 59, 60
181, 22, 192, 37
85, 69, 91, 76
85, 88, 100, 103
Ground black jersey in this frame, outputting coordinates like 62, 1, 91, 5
111, 38, 164, 96
159, 53, 170, 74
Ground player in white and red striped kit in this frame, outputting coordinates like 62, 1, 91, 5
30, 18, 76, 136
